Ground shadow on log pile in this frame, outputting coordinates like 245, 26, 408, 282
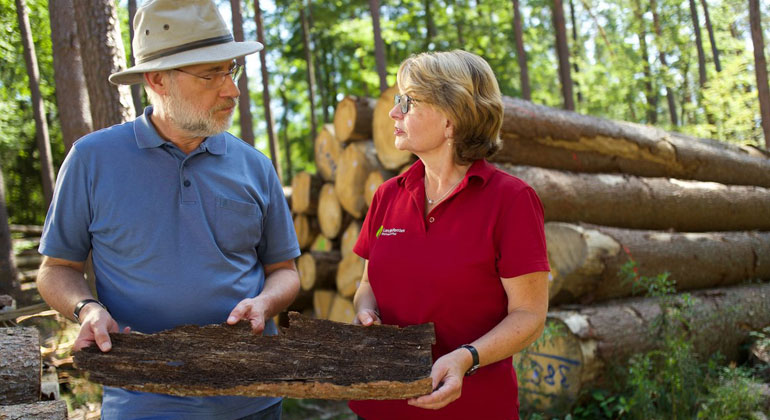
74, 312, 435, 400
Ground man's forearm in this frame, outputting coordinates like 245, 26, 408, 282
37, 257, 92, 322
259, 267, 300, 319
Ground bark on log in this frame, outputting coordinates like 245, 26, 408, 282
328, 295, 355, 324
290, 171, 322, 215
333, 96, 376, 144
497, 164, 770, 231
314, 124, 341, 182
336, 253, 365, 298
340, 221, 362, 259
0, 327, 41, 405
313, 289, 336, 320
0, 400, 68, 420
318, 183, 350, 239
546, 222, 770, 304
297, 251, 340, 292
336, 141, 381, 219
373, 85, 413, 170
74, 312, 434, 400
515, 283, 770, 411
494, 97, 770, 187
293, 214, 319, 251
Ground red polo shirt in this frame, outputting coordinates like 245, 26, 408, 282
349, 159, 550, 420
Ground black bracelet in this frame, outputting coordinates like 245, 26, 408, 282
460, 344, 480, 376
73, 299, 108, 323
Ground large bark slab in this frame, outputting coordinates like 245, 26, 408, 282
74, 312, 434, 400
495, 97, 770, 187
0, 400, 68, 420
0, 327, 41, 405
516, 283, 770, 411
546, 222, 770, 304
498, 164, 770, 231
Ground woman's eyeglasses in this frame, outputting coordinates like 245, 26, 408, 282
394, 94, 417, 114
174, 63, 243, 89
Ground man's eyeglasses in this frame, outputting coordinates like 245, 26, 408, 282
394, 94, 417, 114
174, 63, 242, 89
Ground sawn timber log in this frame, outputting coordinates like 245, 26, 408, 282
546, 223, 770, 304
0, 400, 68, 420
516, 282, 770, 411
74, 312, 435, 400
495, 97, 770, 187
497, 164, 770, 231
0, 327, 41, 405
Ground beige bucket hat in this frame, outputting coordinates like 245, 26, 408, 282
109, 0, 262, 85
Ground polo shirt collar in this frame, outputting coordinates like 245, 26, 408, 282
134, 106, 227, 156
398, 158, 495, 192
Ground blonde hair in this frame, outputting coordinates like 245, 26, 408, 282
397, 50, 503, 164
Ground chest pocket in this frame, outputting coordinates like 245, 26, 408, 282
214, 196, 262, 253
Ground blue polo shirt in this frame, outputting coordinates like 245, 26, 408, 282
40, 106, 300, 419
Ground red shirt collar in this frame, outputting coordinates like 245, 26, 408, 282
397, 159, 495, 194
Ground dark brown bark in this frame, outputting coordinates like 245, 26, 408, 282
0, 327, 40, 405
699, 0, 720, 72
253, 0, 282, 180
0, 401, 68, 420
512, 0, 531, 100
0, 164, 20, 300
290, 171, 322, 215
300, 4, 318, 140
650, 0, 678, 126
16, 0, 54, 209
494, 97, 770, 187
128, 0, 144, 117
568, 0, 581, 103
633, 0, 657, 124
517, 283, 770, 411
297, 250, 340, 291
369, 0, 388, 94
689, 0, 707, 87
497, 163, 770, 231
73, 0, 134, 130
230, 0, 255, 146
552, 0, 574, 110
546, 222, 770, 304
48, 0, 92, 153
750, 0, 770, 150
423, 0, 436, 50
74, 312, 434, 400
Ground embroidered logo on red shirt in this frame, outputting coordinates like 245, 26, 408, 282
376, 225, 405, 237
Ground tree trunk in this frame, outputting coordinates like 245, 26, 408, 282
315, 124, 341, 182
297, 250, 340, 291
0, 401, 68, 420
423, 0, 436, 51
335, 141, 381, 219
254, 0, 282, 180
512, 0, 531, 100
318, 183, 350, 239
290, 171, 322, 215
0, 165, 20, 301
493, 97, 770, 187
497, 163, 770, 231
336, 253, 365, 298
74, 312, 434, 400
516, 283, 770, 411
48, 0, 92, 153
340, 220, 361, 259
0, 327, 40, 405
650, 0, 678, 126
546, 222, 770, 304
333, 96, 376, 144
300, 4, 318, 140
73, 0, 134, 130
16, 0, 54, 209
699, 0, 720, 72
633, 0, 657, 124
689, 0, 707, 87
128, 0, 144, 117
552, 0, 574, 110
450, 0, 466, 46
293, 214, 319, 251
369, 0, 388, 94
230, 0, 255, 146
279, 87, 293, 177
750, 0, 770, 150
373, 85, 413, 170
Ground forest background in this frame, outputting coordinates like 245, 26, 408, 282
1, 0, 770, 226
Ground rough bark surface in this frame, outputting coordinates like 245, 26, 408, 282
497, 164, 770, 231
333, 96, 376, 144
0, 327, 41, 405
74, 312, 434, 400
552, 0, 574, 110
0, 165, 20, 299
546, 222, 770, 304
750, 0, 770, 150
230, 0, 255, 146
0, 400, 68, 420
512, 0, 530, 100
369, 0, 388, 93
373, 86, 412, 170
516, 283, 770, 410
314, 124, 341, 182
494, 97, 770, 186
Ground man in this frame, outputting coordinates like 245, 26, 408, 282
36, 1, 300, 418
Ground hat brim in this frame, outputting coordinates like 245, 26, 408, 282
109, 41, 263, 85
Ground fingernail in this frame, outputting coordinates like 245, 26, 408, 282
101, 343, 111, 352
227, 316, 237, 323
364, 316, 371, 324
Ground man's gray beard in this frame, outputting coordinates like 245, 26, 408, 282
164, 85, 236, 138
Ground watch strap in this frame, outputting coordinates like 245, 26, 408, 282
73, 299, 107, 323
460, 344, 480, 376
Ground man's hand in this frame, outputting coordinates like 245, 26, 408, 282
407, 347, 472, 410
227, 296, 271, 334
73, 304, 129, 352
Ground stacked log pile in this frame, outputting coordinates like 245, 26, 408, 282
288, 90, 770, 411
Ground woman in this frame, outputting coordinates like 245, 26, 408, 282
349, 50, 550, 420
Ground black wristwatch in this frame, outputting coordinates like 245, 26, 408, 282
73, 299, 107, 324
460, 344, 480, 376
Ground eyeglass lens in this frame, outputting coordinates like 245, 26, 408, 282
394, 94, 411, 114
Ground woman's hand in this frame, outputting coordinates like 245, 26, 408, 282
407, 347, 473, 410
353, 308, 381, 326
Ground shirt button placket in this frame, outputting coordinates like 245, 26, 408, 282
429, 216, 435, 223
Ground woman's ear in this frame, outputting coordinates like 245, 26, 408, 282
444, 117, 455, 140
